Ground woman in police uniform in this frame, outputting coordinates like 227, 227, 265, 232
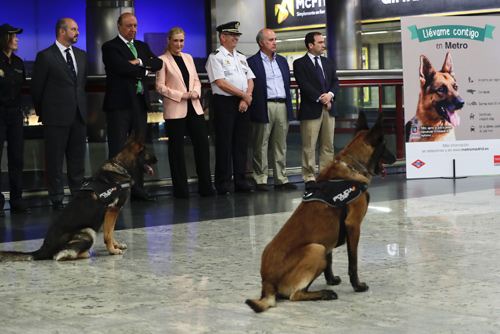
0, 24, 30, 216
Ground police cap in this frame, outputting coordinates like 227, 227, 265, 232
216, 21, 242, 35
0, 24, 23, 37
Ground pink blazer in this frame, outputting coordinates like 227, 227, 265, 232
155, 51, 203, 119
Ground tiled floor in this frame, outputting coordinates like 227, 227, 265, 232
1, 172, 500, 333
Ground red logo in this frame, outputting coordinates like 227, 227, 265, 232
412, 160, 425, 168
494, 156, 500, 165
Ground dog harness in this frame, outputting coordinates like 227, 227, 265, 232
80, 179, 131, 205
80, 163, 132, 205
303, 180, 368, 208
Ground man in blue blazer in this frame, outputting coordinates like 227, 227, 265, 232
247, 29, 296, 191
102, 13, 162, 202
293, 32, 339, 187
31, 18, 88, 211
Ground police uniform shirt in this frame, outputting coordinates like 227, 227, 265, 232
205, 45, 255, 96
0, 51, 25, 112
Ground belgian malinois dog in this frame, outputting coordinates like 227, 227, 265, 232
246, 111, 396, 312
0, 135, 157, 261
406, 51, 464, 142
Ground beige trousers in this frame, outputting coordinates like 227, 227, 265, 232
252, 101, 290, 185
299, 106, 335, 183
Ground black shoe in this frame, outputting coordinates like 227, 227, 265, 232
256, 184, 269, 191
305, 181, 317, 191
173, 193, 190, 199
216, 188, 230, 196
52, 202, 64, 211
274, 183, 297, 190
131, 192, 157, 202
235, 185, 254, 193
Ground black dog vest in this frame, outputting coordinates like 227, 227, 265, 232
80, 179, 131, 205
303, 180, 368, 208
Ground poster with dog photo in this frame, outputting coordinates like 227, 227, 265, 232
402, 16, 500, 178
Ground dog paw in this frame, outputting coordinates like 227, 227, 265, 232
77, 252, 91, 259
114, 243, 127, 250
322, 290, 338, 300
354, 283, 369, 292
108, 248, 123, 255
326, 276, 342, 286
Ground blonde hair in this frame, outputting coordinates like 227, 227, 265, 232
164, 26, 185, 53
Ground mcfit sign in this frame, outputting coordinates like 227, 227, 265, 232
265, 0, 326, 31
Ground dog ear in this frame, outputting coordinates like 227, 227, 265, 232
355, 110, 369, 133
441, 51, 455, 77
365, 112, 384, 145
419, 55, 436, 87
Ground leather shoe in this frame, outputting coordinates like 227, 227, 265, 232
235, 186, 254, 194
52, 202, 64, 211
274, 183, 297, 190
216, 189, 230, 196
131, 192, 157, 202
256, 184, 269, 191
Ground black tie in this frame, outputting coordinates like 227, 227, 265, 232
314, 56, 327, 93
65, 48, 77, 80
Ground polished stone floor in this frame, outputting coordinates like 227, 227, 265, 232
2, 172, 500, 333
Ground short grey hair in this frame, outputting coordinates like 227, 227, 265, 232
255, 30, 265, 46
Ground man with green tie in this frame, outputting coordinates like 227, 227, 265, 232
101, 12, 162, 202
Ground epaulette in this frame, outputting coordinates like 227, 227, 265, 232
237, 50, 244, 55
211, 50, 219, 55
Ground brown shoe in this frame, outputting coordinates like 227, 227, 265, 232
256, 184, 269, 191
274, 183, 297, 190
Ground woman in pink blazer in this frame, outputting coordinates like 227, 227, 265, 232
156, 27, 214, 198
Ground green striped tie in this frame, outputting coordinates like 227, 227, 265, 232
128, 42, 143, 94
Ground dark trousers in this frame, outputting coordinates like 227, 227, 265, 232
105, 93, 148, 195
165, 102, 213, 197
43, 113, 87, 204
0, 111, 24, 207
213, 94, 249, 191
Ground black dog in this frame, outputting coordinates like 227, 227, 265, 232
0, 135, 157, 261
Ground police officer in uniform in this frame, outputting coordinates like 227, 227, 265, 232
205, 21, 255, 195
0, 24, 30, 216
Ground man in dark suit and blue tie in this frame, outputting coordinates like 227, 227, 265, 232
247, 29, 296, 191
293, 32, 339, 187
101, 12, 162, 202
31, 18, 88, 211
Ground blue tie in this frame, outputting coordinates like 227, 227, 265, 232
65, 48, 76, 80
314, 56, 327, 93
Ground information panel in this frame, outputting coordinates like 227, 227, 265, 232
401, 16, 500, 178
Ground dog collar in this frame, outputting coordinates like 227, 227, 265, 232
332, 158, 364, 175
110, 162, 131, 178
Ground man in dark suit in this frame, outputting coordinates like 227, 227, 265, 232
102, 12, 162, 202
293, 32, 339, 187
31, 18, 88, 211
247, 28, 296, 191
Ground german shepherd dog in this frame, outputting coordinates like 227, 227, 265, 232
406, 51, 464, 142
246, 111, 396, 313
0, 135, 157, 262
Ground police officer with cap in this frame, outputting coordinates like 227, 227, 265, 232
205, 21, 256, 195
0, 23, 31, 215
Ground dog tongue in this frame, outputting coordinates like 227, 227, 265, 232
448, 111, 460, 127
144, 164, 154, 176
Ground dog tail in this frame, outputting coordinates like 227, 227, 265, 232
245, 282, 277, 313
0, 251, 35, 262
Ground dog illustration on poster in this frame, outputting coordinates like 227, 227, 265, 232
406, 51, 464, 142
